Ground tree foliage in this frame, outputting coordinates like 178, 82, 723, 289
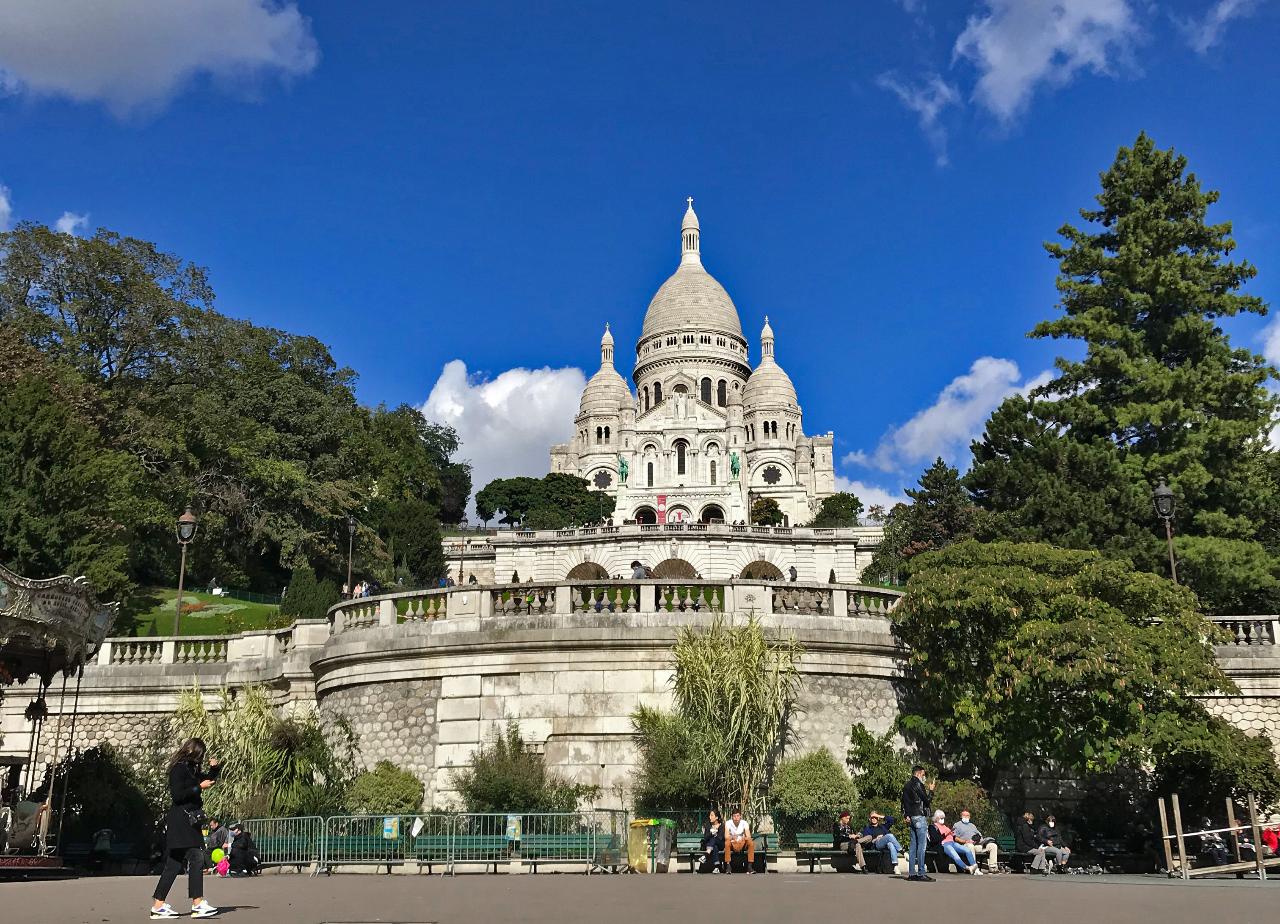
0, 222, 470, 618
345, 761, 425, 815
629, 707, 706, 816
475, 473, 613, 528
279, 565, 341, 620
450, 720, 598, 813
967, 133, 1280, 613
892, 540, 1259, 789
808, 492, 863, 528
750, 497, 784, 526
845, 723, 913, 812
866, 458, 975, 584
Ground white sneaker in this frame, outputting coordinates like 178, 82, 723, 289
150, 905, 180, 919
191, 900, 220, 918
974, 867, 984, 875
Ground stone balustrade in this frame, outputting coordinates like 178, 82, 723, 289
485, 522, 882, 546
1210, 615, 1279, 648
94, 623, 321, 666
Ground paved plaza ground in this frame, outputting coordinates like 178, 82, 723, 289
2, 871, 1278, 924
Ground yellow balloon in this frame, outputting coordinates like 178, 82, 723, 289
211, 848, 224, 862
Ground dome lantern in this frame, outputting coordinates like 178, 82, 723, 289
601, 323, 615, 367
681, 197, 701, 266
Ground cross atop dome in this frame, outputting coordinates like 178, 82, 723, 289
681, 197, 701, 264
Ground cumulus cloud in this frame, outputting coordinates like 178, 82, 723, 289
953, 0, 1139, 122
834, 475, 906, 515
0, 184, 11, 230
55, 211, 89, 235
844, 356, 1052, 474
876, 72, 960, 166
421, 360, 586, 519
1264, 318, 1280, 369
1178, 0, 1260, 54
0, 0, 319, 117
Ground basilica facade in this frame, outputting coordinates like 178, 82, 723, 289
549, 201, 836, 526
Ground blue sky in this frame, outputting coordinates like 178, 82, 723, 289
2, 1, 1279, 510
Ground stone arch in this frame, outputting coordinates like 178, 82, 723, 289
730, 547, 791, 579
652, 558, 698, 579
740, 560, 784, 580
634, 505, 657, 524
700, 504, 725, 524
566, 561, 610, 580
666, 504, 691, 523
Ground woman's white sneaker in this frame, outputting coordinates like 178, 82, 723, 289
191, 900, 220, 918
149, 905, 180, 919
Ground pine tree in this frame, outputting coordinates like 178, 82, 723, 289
968, 133, 1280, 612
866, 458, 975, 583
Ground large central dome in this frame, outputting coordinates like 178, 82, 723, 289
639, 201, 743, 340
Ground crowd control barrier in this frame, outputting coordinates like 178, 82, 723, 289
240, 816, 325, 873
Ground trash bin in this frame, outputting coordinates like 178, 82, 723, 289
628, 818, 676, 873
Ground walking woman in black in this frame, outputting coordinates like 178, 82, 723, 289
150, 738, 221, 919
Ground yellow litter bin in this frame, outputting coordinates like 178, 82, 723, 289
628, 818, 675, 873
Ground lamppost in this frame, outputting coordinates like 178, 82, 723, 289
1153, 479, 1178, 584
459, 539, 471, 586
174, 506, 199, 636
346, 514, 357, 598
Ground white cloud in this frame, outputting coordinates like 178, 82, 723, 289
834, 475, 906, 515
1178, 0, 1260, 54
0, 1, 319, 117
953, 0, 1139, 122
421, 360, 586, 519
55, 211, 88, 235
876, 72, 960, 166
0, 184, 11, 230
1263, 317, 1280, 369
844, 356, 1053, 474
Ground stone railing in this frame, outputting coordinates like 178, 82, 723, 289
1210, 615, 1278, 648
326, 580, 904, 631
94, 622, 325, 666
486, 523, 884, 544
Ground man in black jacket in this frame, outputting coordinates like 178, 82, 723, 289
901, 765, 935, 881
832, 810, 867, 872
1035, 815, 1070, 872
227, 823, 259, 876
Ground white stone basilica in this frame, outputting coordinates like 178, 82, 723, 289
550, 200, 836, 526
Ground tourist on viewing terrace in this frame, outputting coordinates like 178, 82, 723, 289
150, 737, 220, 919
630, 561, 646, 579
951, 809, 998, 873
832, 810, 867, 872
931, 810, 982, 875
699, 809, 725, 873
859, 810, 902, 872
902, 765, 934, 881
724, 809, 755, 873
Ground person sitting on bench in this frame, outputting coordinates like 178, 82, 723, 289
724, 809, 755, 873
931, 811, 982, 875
1034, 815, 1070, 872
951, 809, 998, 873
860, 810, 901, 873
1015, 811, 1043, 869
699, 809, 726, 873
833, 810, 867, 873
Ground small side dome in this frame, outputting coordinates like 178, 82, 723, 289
743, 315, 798, 410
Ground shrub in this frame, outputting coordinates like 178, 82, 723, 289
630, 707, 705, 816
450, 720, 598, 813
846, 724, 913, 808
346, 761, 425, 815
768, 749, 857, 846
931, 779, 1003, 836
279, 565, 340, 620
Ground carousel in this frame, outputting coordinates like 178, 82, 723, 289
0, 563, 117, 875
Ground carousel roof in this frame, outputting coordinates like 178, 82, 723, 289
0, 563, 118, 687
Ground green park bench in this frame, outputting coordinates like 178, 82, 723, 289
408, 834, 452, 873
676, 831, 772, 873
795, 832, 893, 873
323, 834, 404, 873
255, 835, 316, 870
447, 833, 512, 873
520, 832, 623, 873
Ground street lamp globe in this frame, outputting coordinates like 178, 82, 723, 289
347, 514, 357, 537
1153, 479, 1175, 521
176, 506, 199, 544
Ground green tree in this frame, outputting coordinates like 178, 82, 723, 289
845, 723, 913, 810
450, 720, 598, 812
767, 749, 858, 845
279, 565, 341, 620
345, 761, 425, 815
892, 540, 1259, 791
808, 492, 863, 528
967, 133, 1280, 613
750, 497, 784, 526
629, 708, 705, 816
866, 458, 975, 584
474, 473, 613, 528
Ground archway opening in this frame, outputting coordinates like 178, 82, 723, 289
653, 558, 698, 579
740, 560, 784, 580
566, 561, 609, 580
700, 504, 725, 524
633, 506, 657, 525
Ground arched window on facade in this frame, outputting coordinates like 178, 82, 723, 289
604, 426, 610, 444
654, 382, 663, 404
710, 460, 717, 485
675, 440, 687, 476
647, 461, 654, 487
595, 426, 602, 444
700, 378, 712, 404
717, 379, 727, 406
643, 386, 650, 411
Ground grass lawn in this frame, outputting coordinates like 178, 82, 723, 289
129, 587, 284, 637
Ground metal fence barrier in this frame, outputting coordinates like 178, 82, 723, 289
240, 816, 324, 873
230, 812, 629, 875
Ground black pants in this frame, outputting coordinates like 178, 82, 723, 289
153, 846, 203, 902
